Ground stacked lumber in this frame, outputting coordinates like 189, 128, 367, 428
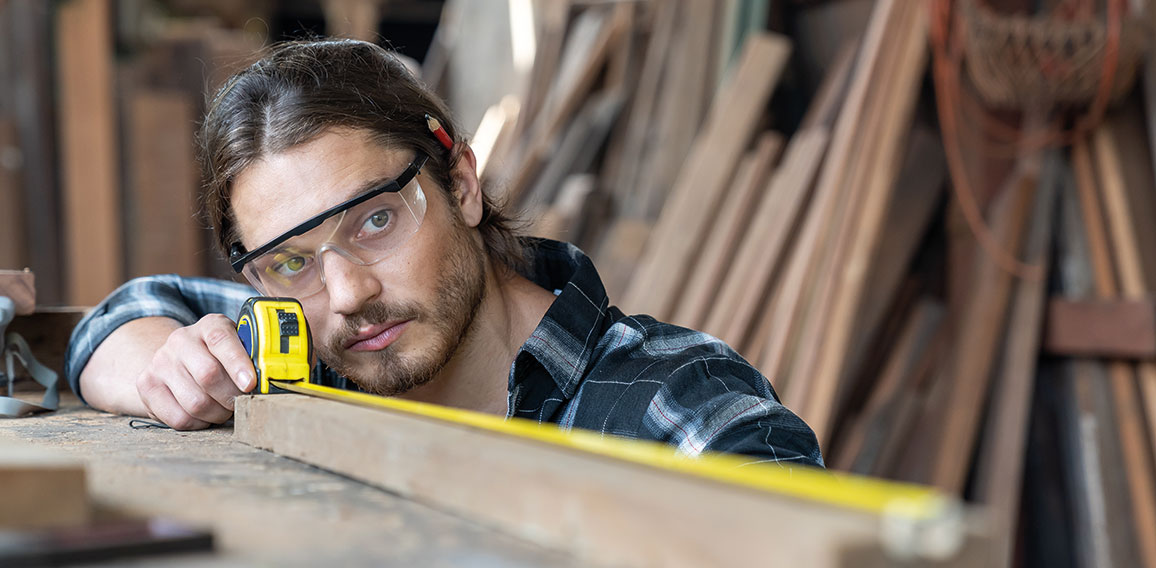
437, 1, 1156, 566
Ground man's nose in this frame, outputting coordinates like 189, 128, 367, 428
319, 249, 381, 316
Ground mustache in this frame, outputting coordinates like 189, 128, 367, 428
327, 300, 423, 351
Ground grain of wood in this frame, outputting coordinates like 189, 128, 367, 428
674, 132, 782, 330
56, 0, 122, 306
621, 33, 791, 320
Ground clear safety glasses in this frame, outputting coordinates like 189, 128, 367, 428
228, 152, 429, 298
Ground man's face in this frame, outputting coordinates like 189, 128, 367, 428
231, 128, 487, 395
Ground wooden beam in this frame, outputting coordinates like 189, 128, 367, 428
235, 394, 984, 567
56, 0, 122, 306
1044, 298, 1156, 359
621, 33, 791, 320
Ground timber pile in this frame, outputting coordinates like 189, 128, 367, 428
436, 0, 1156, 566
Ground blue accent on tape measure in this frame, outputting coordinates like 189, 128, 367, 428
238, 319, 254, 359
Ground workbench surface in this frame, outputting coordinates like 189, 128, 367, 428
0, 396, 569, 566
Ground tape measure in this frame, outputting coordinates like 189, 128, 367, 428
236, 297, 313, 394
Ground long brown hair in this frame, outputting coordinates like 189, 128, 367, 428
199, 39, 527, 274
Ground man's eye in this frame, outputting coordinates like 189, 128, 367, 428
359, 209, 393, 236
271, 254, 309, 277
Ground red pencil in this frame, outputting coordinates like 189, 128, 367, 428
425, 114, 454, 151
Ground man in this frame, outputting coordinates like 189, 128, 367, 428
65, 39, 822, 467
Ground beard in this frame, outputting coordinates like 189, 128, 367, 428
316, 220, 488, 396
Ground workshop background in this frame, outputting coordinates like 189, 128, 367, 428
2, 0, 1155, 566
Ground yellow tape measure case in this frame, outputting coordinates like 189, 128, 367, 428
236, 297, 313, 394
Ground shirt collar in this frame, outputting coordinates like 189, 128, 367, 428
515, 238, 614, 398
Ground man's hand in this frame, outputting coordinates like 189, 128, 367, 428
136, 314, 257, 429
80, 315, 257, 430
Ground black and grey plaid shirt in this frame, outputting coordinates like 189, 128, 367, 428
65, 239, 823, 467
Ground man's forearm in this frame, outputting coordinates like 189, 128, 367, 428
78, 316, 183, 417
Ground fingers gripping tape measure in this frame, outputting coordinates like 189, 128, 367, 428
236, 297, 313, 394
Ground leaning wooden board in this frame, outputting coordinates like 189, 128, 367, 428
235, 392, 987, 567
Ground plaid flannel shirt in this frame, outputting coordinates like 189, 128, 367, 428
65, 239, 823, 467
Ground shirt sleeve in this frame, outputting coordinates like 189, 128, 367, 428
64, 274, 256, 404
641, 354, 825, 468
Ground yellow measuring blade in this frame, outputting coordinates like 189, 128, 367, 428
269, 379, 950, 521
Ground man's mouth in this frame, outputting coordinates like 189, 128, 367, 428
343, 320, 412, 352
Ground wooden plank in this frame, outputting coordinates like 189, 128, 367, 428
831, 299, 944, 473
507, 5, 629, 206
125, 90, 199, 279
235, 394, 983, 567
705, 128, 829, 346
56, 0, 122, 306
931, 165, 1038, 494
673, 131, 782, 330
621, 33, 791, 320
1094, 119, 1156, 472
753, 0, 903, 405
839, 127, 945, 401
791, 0, 929, 443
632, 1, 718, 220
1072, 136, 1156, 568
1044, 298, 1156, 359
593, 218, 651, 305
612, 0, 678, 217
0, 441, 89, 529
0, 268, 35, 315
971, 153, 1057, 568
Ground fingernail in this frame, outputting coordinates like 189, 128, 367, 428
238, 370, 254, 391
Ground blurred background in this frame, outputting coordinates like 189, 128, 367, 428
3, 0, 1156, 565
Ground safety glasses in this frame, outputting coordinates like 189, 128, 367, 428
228, 152, 429, 297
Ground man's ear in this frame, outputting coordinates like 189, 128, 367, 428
451, 144, 484, 228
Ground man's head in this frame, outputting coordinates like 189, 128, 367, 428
198, 39, 524, 395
